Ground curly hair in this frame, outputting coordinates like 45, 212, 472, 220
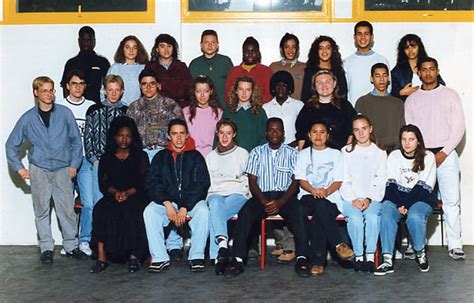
396, 34, 428, 66
306, 36, 344, 74
307, 70, 342, 109
114, 35, 149, 65
105, 116, 143, 155
188, 75, 222, 123
150, 34, 179, 62
228, 76, 262, 114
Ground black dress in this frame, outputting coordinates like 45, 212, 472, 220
91, 150, 149, 262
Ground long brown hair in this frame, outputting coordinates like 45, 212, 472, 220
188, 75, 222, 123
345, 115, 378, 153
307, 70, 342, 109
400, 124, 426, 173
114, 35, 149, 65
228, 76, 262, 114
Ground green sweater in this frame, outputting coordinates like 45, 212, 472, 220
222, 107, 268, 152
355, 93, 405, 150
189, 54, 234, 108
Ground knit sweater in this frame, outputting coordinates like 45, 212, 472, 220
205, 145, 251, 199
405, 85, 465, 155
269, 60, 306, 101
355, 93, 405, 149
183, 106, 223, 157
225, 63, 273, 105
189, 54, 234, 108
340, 143, 387, 203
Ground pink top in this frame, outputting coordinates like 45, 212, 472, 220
405, 85, 465, 155
183, 106, 223, 157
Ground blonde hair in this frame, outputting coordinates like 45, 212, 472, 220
103, 74, 124, 90
228, 76, 262, 114
32, 76, 54, 92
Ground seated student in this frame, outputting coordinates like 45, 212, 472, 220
206, 119, 251, 275
144, 119, 210, 273
340, 115, 387, 273
90, 117, 149, 273
375, 125, 437, 275
183, 75, 223, 157
56, 70, 96, 256
225, 118, 311, 278
294, 121, 354, 276
145, 34, 192, 108
355, 63, 405, 153
222, 76, 268, 153
6, 76, 86, 263
225, 37, 273, 105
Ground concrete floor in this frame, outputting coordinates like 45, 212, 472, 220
0, 246, 473, 302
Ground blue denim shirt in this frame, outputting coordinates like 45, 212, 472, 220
6, 104, 82, 172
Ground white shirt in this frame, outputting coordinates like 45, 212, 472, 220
263, 97, 303, 144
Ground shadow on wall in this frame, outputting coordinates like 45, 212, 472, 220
8, 141, 32, 195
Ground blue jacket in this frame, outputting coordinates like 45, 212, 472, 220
6, 104, 82, 172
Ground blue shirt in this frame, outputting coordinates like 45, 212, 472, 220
244, 143, 297, 192
6, 104, 82, 172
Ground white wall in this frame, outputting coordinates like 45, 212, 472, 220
1, 0, 472, 246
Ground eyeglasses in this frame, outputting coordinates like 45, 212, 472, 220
140, 81, 158, 87
69, 81, 86, 87
37, 89, 56, 94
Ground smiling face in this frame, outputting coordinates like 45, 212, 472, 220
266, 120, 284, 149
282, 39, 298, 61
314, 73, 336, 98
105, 82, 124, 104
237, 81, 253, 104
352, 118, 372, 146
401, 131, 419, 156
194, 83, 212, 108
115, 126, 132, 150
200, 34, 219, 58
318, 40, 333, 64
309, 123, 329, 150
371, 67, 389, 94
123, 39, 138, 63
243, 43, 259, 65
354, 26, 373, 52
66, 75, 86, 100
217, 124, 236, 148
168, 124, 189, 152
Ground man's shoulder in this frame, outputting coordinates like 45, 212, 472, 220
85, 103, 103, 116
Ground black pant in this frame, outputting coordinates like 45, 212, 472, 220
300, 195, 344, 266
232, 191, 309, 260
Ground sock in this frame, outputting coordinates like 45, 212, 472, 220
366, 253, 374, 262
355, 255, 364, 262
235, 257, 243, 263
217, 236, 228, 249
383, 254, 393, 266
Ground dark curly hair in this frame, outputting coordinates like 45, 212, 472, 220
150, 34, 179, 62
306, 36, 343, 74
188, 75, 222, 123
396, 34, 429, 67
105, 116, 143, 154
114, 35, 149, 65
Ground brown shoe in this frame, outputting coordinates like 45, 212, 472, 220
311, 265, 325, 276
336, 243, 355, 260
277, 251, 296, 263
271, 247, 284, 256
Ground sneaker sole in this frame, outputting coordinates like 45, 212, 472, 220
148, 264, 170, 273
404, 254, 416, 260
418, 266, 430, 273
191, 266, 205, 273
449, 253, 466, 260
374, 269, 394, 276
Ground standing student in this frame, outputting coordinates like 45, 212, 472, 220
103, 35, 149, 105
340, 115, 387, 273
344, 21, 390, 107
296, 70, 356, 150
222, 76, 268, 153
6, 76, 87, 264
189, 29, 234, 108
61, 26, 110, 104
375, 125, 437, 275
145, 34, 192, 108
405, 57, 466, 260
183, 75, 223, 157
269, 33, 306, 101
301, 36, 347, 103
56, 70, 96, 256
391, 34, 445, 102
206, 120, 250, 275
295, 121, 354, 276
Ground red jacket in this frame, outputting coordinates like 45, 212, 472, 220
225, 63, 273, 106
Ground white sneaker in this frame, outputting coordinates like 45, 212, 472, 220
394, 249, 403, 260
79, 242, 92, 256
449, 248, 466, 260
60, 248, 67, 256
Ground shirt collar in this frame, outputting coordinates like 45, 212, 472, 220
281, 58, 298, 67
159, 58, 172, 70
237, 102, 252, 111
355, 49, 375, 56
370, 89, 388, 96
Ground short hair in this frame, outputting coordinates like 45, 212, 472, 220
354, 21, 373, 35
201, 29, 218, 42
216, 119, 238, 136
103, 74, 124, 90
151, 34, 179, 61
242, 36, 261, 63
371, 63, 389, 76
266, 117, 284, 131
270, 70, 295, 96
114, 35, 149, 65
78, 26, 95, 37
32, 76, 54, 91
64, 69, 86, 84
279, 33, 300, 58
417, 57, 439, 70
167, 118, 188, 134
138, 69, 161, 83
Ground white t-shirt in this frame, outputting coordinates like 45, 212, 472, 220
294, 146, 343, 210
263, 97, 304, 144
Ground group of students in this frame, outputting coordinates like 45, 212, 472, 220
5, 20, 466, 279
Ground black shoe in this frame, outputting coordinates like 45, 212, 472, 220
215, 260, 227, 276
90, 260, 108, 274
189, 259, 205, 272
294, 257, 311, 278
168, 249, 183, 262
374, 262, 395, 276
225, 259, 245, 278
128, 259, 141, 273
66, 248, 88, 260
415, 251, 430, 273
364, 261, 375, 273
354, 260, 364, 272
148, 261, 170, 273
217, 247, 230, 262
40, 250, 54, 264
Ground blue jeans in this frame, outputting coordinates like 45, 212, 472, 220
207, 194, 247, 259
77, 158, 103, 243
380, 200, 433, 254
144, 200, 209, 262
342, 200, 381, 256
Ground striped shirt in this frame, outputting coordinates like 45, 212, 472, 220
244, 143, 297, 192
